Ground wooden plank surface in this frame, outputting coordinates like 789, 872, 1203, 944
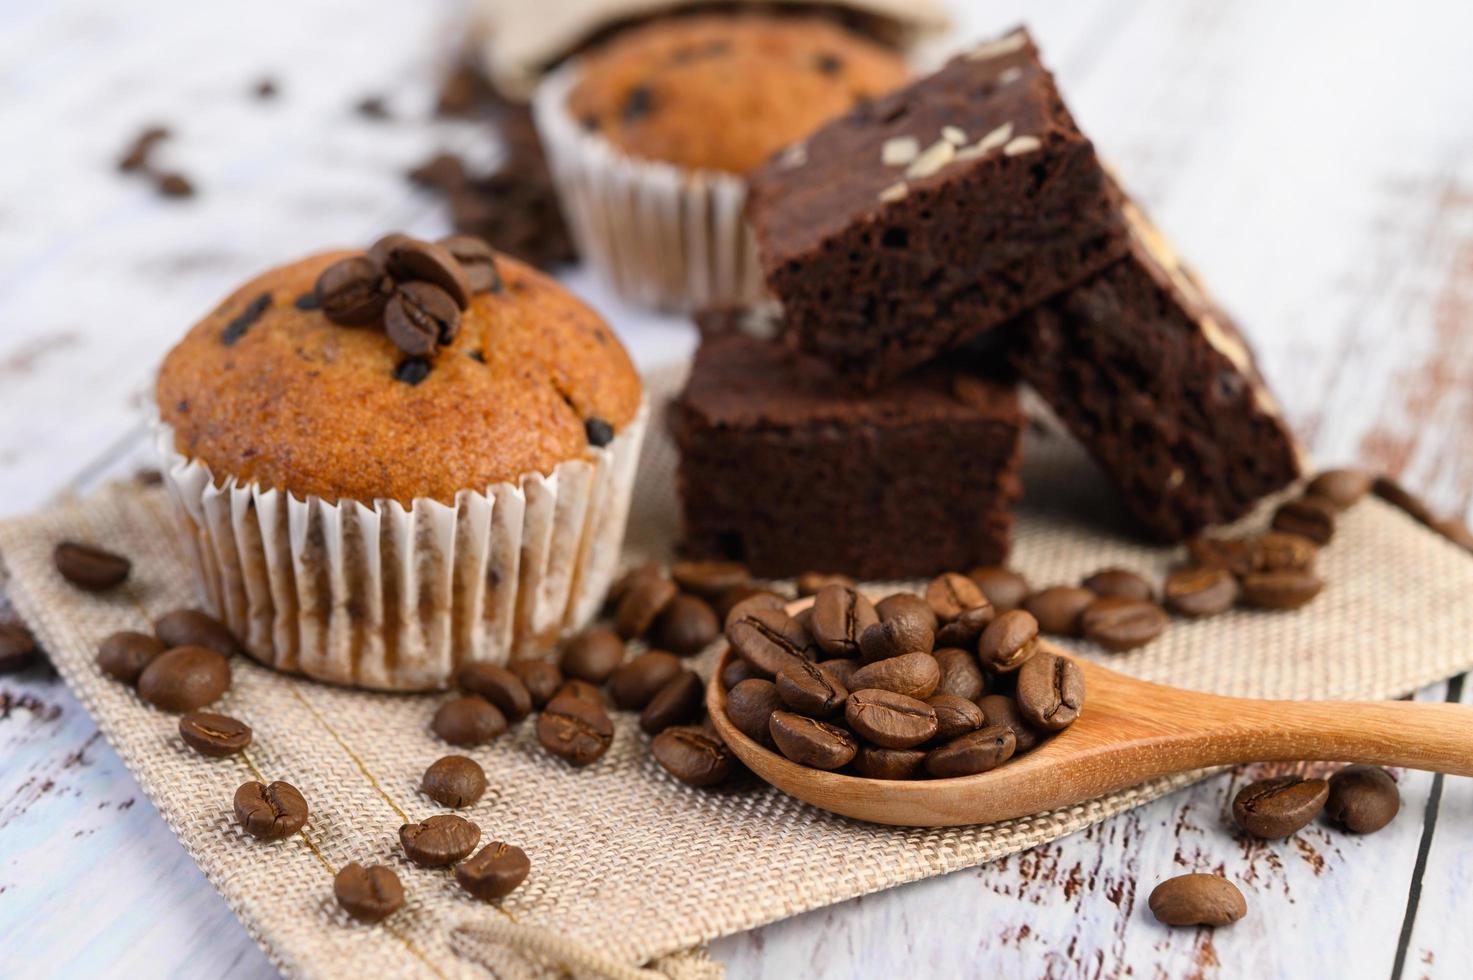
2, 0, 1472, 977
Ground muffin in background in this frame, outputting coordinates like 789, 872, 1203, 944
534, 12, 910, 310
154, 236, 646, 691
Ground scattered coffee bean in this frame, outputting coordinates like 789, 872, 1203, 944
1081, 568, 1153, 602
456, 841, 530, 901
438, 234, 503, 294
537, 694, 614, 766
554, 678, 607, 707
925, 724, 1016, 777
179, 711, 252, 757
727, 607, 813, 678
334, 863, 404, 924
722, 589, 787, 629
1080, 598, 1167, 652
725, 678, 781, 745
935, 603, 994, 648
97, 631, 164, 684
671, 560, 750, 599
976, 694, 1041, 753
509, 660, 561, 709
315, 255, 391, 326
818, 658, 861, 691
0, 623, 39, 674
1014, 651, 1085, 732
1272, 496, 1336, 545
380, 237, 472, 309
776, 660, 848, 718
54, 541, 131, 591
156, 172, 195, 198
432, 696, 507, 746
639, 669, 704, 734
560, 628, 625, 684
154, 608, 243, 658
1253, 532, 1318, 572
769, 711, 858, 769
925, 572, 986, 623
927, 694, 984, 741
609, 650, 682, 710
845, 689, 937, 748
615, 573, 678, 639
797, 572, 853, 597
810, 585, 878, 658
234, 780, 308, 840
1238, 569, 1323, 610
1024, 586, 1095, 637
654, 594, 719, 655
848, 652, 940, 700
1188, 535, 1257, 577
932, 647, 985, 701
421, 755, 487, 808
138, 646, 231, 712
457, 662, 532, 721
1307, 468, 1372, 510
720, 655, 758, 690
1232, 774, 1328, 839
858, 614, 932, 664
875, 593, 938, 633
1163, 566, 1239, 618
1326, 764, 1400, 833
978, 610, 1040, 672
1148, 874, 1246, 927
651, 725, 735, 786
385, 281, 460, 356
220, 292, 271, 346
968, 566, 1030, 612
854, 745, 927, 780
401, 813, 481, 867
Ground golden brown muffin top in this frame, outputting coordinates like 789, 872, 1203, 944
156, 251, 642, 505
566, 13, 909, 174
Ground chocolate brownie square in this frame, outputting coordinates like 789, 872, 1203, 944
1010, 193, 1302, 540
746, 27, 1129, 389
671, 312, 1023, 579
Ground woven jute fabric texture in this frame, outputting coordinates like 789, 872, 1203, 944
5, 364, 1473, 979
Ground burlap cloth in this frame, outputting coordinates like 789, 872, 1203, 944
4, 364, 1473, 979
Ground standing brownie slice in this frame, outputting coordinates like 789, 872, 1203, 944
1011, 193, 1302, 540
746, 27, 1129, 389
671, 312, 1022, 580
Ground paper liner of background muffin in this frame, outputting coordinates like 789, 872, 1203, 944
150, 400, 648, 692
532, 60, 770, 311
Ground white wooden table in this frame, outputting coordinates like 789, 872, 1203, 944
3, 0, 1472, 976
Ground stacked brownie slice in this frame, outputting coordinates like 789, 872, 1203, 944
672, 26, 1300, 577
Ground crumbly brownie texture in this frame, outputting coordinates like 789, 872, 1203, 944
672, 318, 1023, 579
1011, 196, 1302, 540
156, 251, 641, 504
746, 27, 1130, 389
565, 13, 909, 174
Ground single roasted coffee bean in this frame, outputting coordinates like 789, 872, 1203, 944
769, 711, 858, 769
1252, 532, 1318, 572
97, 630, 164, 685
776, 660, 848, 718
1148, 874, 1247, 927
315, 255, 390, 325
932, 647, 985, 701
967, 566, 1029, 613
0, 623, 38, 674
934, 603, 994, 648
1188, 535, 1257, 577
1080, 598, 1167, 652
925, 572, 986, 623
1082, 568, 1153, 602
385, 281, 459, 355
796, 571, 853, 597
1326, 764, 1400, 833
138, 646, 231, 712
421, 755, 487, 808
179, 712, 252, 757
976, 694, 1042, 753
848, 652, 940, 700
1271, 496, 1337, 545
651, 725, 735, 786
437, 234, 502, 294
978, 609, 1040, 672
1307, 468, 1373, 510
925, 724, 1016, 777
844, 689, 937, 749
1023, 586, 1096, 637
654, 594, 719, 656
639, 669, 704, 734
818, 658, 860, 691
1015, 652, 1085, 732
154, 609, 244, 658
456, 842, 530, 901
457, 662, 532, 721
854, 746, 927, 780
607, 562, 661, 608
537, 694, 614, 766
724, 678, 780, 745
721, 589, 788, 629
926, 694, 984, 741
432, 696, 507, 746
381, 237, 472, 308
875, 593, 939, 634
554, 678, 607, 706
1238, 569, 1323, 610
1232, 774, 1329, 839
334, 863, 404, 923
720, 656, 758, 690
671, 560, 750, 599
609, 650, 682, 710
559, 628, 625, 683
234, 780, 308, 840
727, 607, 813, 678
401, 813, 481, 867
54, 541, 131, 591
615, 573, 678, 639
1163, 566, 1238, 618
809, 585, 878, 658
858, 615, 933, 664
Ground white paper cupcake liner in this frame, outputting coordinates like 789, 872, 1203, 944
152, 400, 648, 691
532, 60, 768, 311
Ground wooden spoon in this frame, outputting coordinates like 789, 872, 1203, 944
706, 642, 1473, 828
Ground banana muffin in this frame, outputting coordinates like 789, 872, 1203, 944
154, 235, 647, 690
